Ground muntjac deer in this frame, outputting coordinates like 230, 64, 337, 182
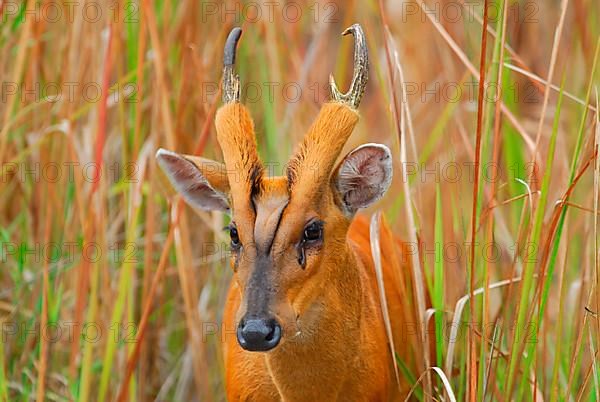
156, 24, 420, 401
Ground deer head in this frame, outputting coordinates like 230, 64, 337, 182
156, 24, 392, 352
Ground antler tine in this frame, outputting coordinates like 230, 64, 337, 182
223, 27, 242, 104
329, 24, 369, 109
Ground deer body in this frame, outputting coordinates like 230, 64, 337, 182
156, 25, 418, 401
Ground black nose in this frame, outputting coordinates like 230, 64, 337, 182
237, 316, 282, 352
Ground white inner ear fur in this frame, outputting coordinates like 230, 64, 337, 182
334, 143, 393, 215
156, 148, 230, 212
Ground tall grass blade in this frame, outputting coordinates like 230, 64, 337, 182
370, 212, 401, 387
433, 183, 445, 369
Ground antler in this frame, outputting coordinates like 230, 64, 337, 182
215, 27, 263, 234
329, 24, 369, 109
223, 27, 242, 104
286, 24, 369, 205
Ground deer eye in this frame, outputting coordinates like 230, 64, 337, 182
303, 221, 323, 243
229, 225, 240, 248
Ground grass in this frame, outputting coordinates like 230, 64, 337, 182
0, 0, 599, 401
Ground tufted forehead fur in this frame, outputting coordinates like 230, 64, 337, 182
215, 102, 263, 243
213, 101, 360, 247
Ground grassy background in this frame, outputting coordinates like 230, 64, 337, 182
0, 0, 599, 400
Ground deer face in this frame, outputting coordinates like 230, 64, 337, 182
156, 25, 392, 352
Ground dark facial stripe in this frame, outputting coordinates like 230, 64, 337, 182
266, 200, 288, 254
244, 253, 273, 317
250, 163, 263, 199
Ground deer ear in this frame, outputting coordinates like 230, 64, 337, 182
333, 144, 393, 215
156, 148, 230, 212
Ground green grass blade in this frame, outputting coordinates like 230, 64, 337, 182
516, 73, 566, 400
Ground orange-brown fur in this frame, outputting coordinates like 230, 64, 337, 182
215, 103, 263, 238
287, 103, 359, 196
222, 176, 417, 401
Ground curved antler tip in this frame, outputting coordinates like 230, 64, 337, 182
223, 27, 243, 103
329, 23, 368, 109
342, 23, 361, 36
224, 27, 242, 66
